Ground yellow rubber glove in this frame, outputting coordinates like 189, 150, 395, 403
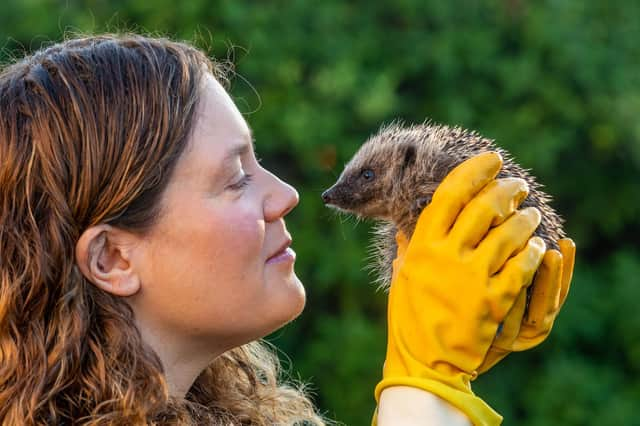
477, 238, 575, 373
374, 152, 546, 426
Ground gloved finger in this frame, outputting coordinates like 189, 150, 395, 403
476, 346, 510, 374
449, 178, 529, 249
524, 249, 562, 328
558, 238, 576, 308
477, 207, 542, 275
476, 289, 528, 374
493, 288, 527, 347
415, 152, 502, 240
488, 236, 545, 321
513, 238, 575, 351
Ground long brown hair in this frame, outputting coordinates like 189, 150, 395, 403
0, 33, 328, 425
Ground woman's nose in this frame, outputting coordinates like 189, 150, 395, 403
264, 172, 299, 221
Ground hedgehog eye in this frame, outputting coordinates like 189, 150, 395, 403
361, 169, 375, 181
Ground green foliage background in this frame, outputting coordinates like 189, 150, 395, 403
2, 1, 639, 424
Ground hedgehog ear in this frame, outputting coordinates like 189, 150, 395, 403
403, 145, 416, 166
399, 144, 416, 178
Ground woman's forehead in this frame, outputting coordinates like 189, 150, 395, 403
172, 75, 252, 180
197, 74, 251, 142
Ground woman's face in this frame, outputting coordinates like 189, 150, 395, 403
130, 74, 304, 355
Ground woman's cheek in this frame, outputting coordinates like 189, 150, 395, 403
220, 206, 264, 260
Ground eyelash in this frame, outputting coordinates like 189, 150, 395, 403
229, 173, 253, 191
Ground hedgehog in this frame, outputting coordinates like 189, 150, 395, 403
321, 121, 565, 292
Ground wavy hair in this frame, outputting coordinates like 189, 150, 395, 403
0, 33, 328, 425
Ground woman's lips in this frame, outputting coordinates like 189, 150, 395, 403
266, 246, 296, 264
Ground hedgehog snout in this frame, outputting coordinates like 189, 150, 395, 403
321, 185, 342, 206
322, 181, 358, 210
321, 188, 333, 204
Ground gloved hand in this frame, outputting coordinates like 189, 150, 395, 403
374, 152, 546, 426
477, 238, 575, 373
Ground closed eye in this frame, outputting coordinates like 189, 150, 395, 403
228, 173, 253, 191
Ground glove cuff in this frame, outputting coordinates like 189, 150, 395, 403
374, 377, 502, 426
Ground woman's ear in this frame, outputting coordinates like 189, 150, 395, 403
75, 224, 141, 297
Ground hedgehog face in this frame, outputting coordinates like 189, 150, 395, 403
321, 164, 391, 219
322, 131, 412, 220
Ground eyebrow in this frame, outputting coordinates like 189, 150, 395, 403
223, 128, 254, 161
213, 129, 255, 180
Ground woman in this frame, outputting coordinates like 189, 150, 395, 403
0, 34, 574, 425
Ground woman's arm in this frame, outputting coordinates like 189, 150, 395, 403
377, 387, 471, 426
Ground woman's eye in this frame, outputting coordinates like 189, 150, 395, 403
228, 173, 253, 191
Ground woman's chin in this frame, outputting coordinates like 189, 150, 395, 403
265, 273, 306, 325
284, 273, 306, 317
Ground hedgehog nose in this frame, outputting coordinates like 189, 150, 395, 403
321, 189, 332, 204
